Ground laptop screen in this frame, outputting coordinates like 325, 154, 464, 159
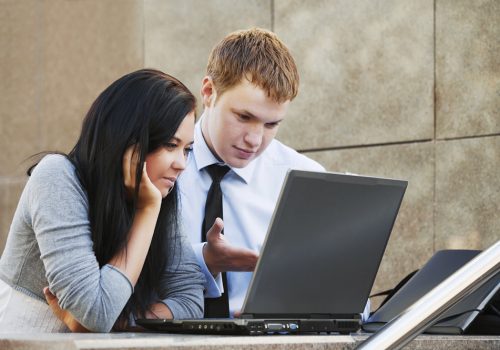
242, 170, 407, 317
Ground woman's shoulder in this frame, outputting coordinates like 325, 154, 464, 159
31, 154, 75, 178
25, 154, 87, 210
36, 153, 74, 168
29, 154, 81, 190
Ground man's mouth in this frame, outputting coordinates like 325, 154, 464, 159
234, 146, 256, 159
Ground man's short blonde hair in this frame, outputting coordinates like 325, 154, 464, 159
206, 28, 299, 103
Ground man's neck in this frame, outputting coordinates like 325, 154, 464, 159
200, 112, 223, 163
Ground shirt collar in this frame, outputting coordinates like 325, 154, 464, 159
193, 115, 257, 184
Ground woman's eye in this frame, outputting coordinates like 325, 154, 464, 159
184, 146, 194, 157
165, 143, 177, 150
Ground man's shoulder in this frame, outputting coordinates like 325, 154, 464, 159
262, 139, 325, 171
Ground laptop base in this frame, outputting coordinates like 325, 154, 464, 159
137, 318, 361, 335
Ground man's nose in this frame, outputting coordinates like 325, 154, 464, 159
244, 125, 264, 148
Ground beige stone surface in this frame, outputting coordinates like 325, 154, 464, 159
39, 0, 144, 154
144, 0, 271, 113
0, 0, 144, 177
436, 0, 500, 139
307, 142, 434, 301
0, 332, 355, 350
0, 332, 498, 350
0, 179, 27, 254
435, 136, 500, 251
0, 0, 144, 252
0, 0, 43, 177
275, 0, 434, 150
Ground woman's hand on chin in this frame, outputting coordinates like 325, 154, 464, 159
123, 145, 162, 211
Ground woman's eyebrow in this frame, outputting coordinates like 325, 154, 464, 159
171, 136, 194, 145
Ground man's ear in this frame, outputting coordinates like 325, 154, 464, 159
201, 76, 216, 108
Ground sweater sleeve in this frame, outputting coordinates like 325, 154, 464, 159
28, 155, 133, 332
157, 229, 206, 319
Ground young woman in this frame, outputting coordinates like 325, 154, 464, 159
0, 69, 205, 332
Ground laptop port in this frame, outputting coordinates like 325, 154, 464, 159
266, 323, 285, 331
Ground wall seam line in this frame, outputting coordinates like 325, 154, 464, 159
271, 0, 275, 31
142, 0, 145, 67
433, 0, 437, 253
298, 139, 434, 154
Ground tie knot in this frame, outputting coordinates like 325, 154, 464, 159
205, 164, 230, 183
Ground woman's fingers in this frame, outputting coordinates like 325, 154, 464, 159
141, 162, 154, 188
43, 287, 90, 333
136, 162, 162, 210
123, 145, 141, 199
43, 287, 58, 306
129, 145, 139, 187
123, 146, 161, 209
123, 146, 133, 189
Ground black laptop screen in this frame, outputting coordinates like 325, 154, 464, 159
242, 170, 407, 317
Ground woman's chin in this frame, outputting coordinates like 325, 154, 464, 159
161, 186, 174, 198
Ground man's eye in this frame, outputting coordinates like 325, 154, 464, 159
265, 122, 279, 129
238, 114, 250, 121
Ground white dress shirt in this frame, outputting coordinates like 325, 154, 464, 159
178, 120, 325, 316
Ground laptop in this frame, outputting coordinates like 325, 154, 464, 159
363, 250, 500, 334
137, 170, 408, 335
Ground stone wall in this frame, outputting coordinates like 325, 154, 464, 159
1, 0, 499, 299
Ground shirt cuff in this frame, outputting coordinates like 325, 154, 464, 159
193, 242, 223, 298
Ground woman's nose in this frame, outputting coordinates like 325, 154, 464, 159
173, 149, 187, 170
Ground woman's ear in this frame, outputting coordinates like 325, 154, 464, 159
201, 76, 216, 108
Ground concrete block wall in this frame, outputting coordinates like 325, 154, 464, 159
1, 0, 499, 300
0, 0, 145, 249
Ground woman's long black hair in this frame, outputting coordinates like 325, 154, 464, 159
34, 69, 196, 320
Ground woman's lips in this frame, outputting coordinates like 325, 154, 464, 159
162, 177, 176, 187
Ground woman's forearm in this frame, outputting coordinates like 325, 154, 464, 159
108, 205, 161, 286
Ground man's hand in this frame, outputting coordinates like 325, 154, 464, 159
43, 287, 89, 332
202, 218, 259, 275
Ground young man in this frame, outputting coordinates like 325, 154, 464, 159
177, 28, 325, 318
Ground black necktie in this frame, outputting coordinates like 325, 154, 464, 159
202, 164, 231, 318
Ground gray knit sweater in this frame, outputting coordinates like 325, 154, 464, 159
0, 155, 205, 332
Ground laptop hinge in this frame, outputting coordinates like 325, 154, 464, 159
240, 313, 359, 319
310, 314, 335, 319
240, 314, 255, 319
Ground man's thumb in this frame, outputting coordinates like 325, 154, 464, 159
207, 217, 224, 240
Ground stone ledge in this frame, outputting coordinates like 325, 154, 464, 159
0, 332, 498, 350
